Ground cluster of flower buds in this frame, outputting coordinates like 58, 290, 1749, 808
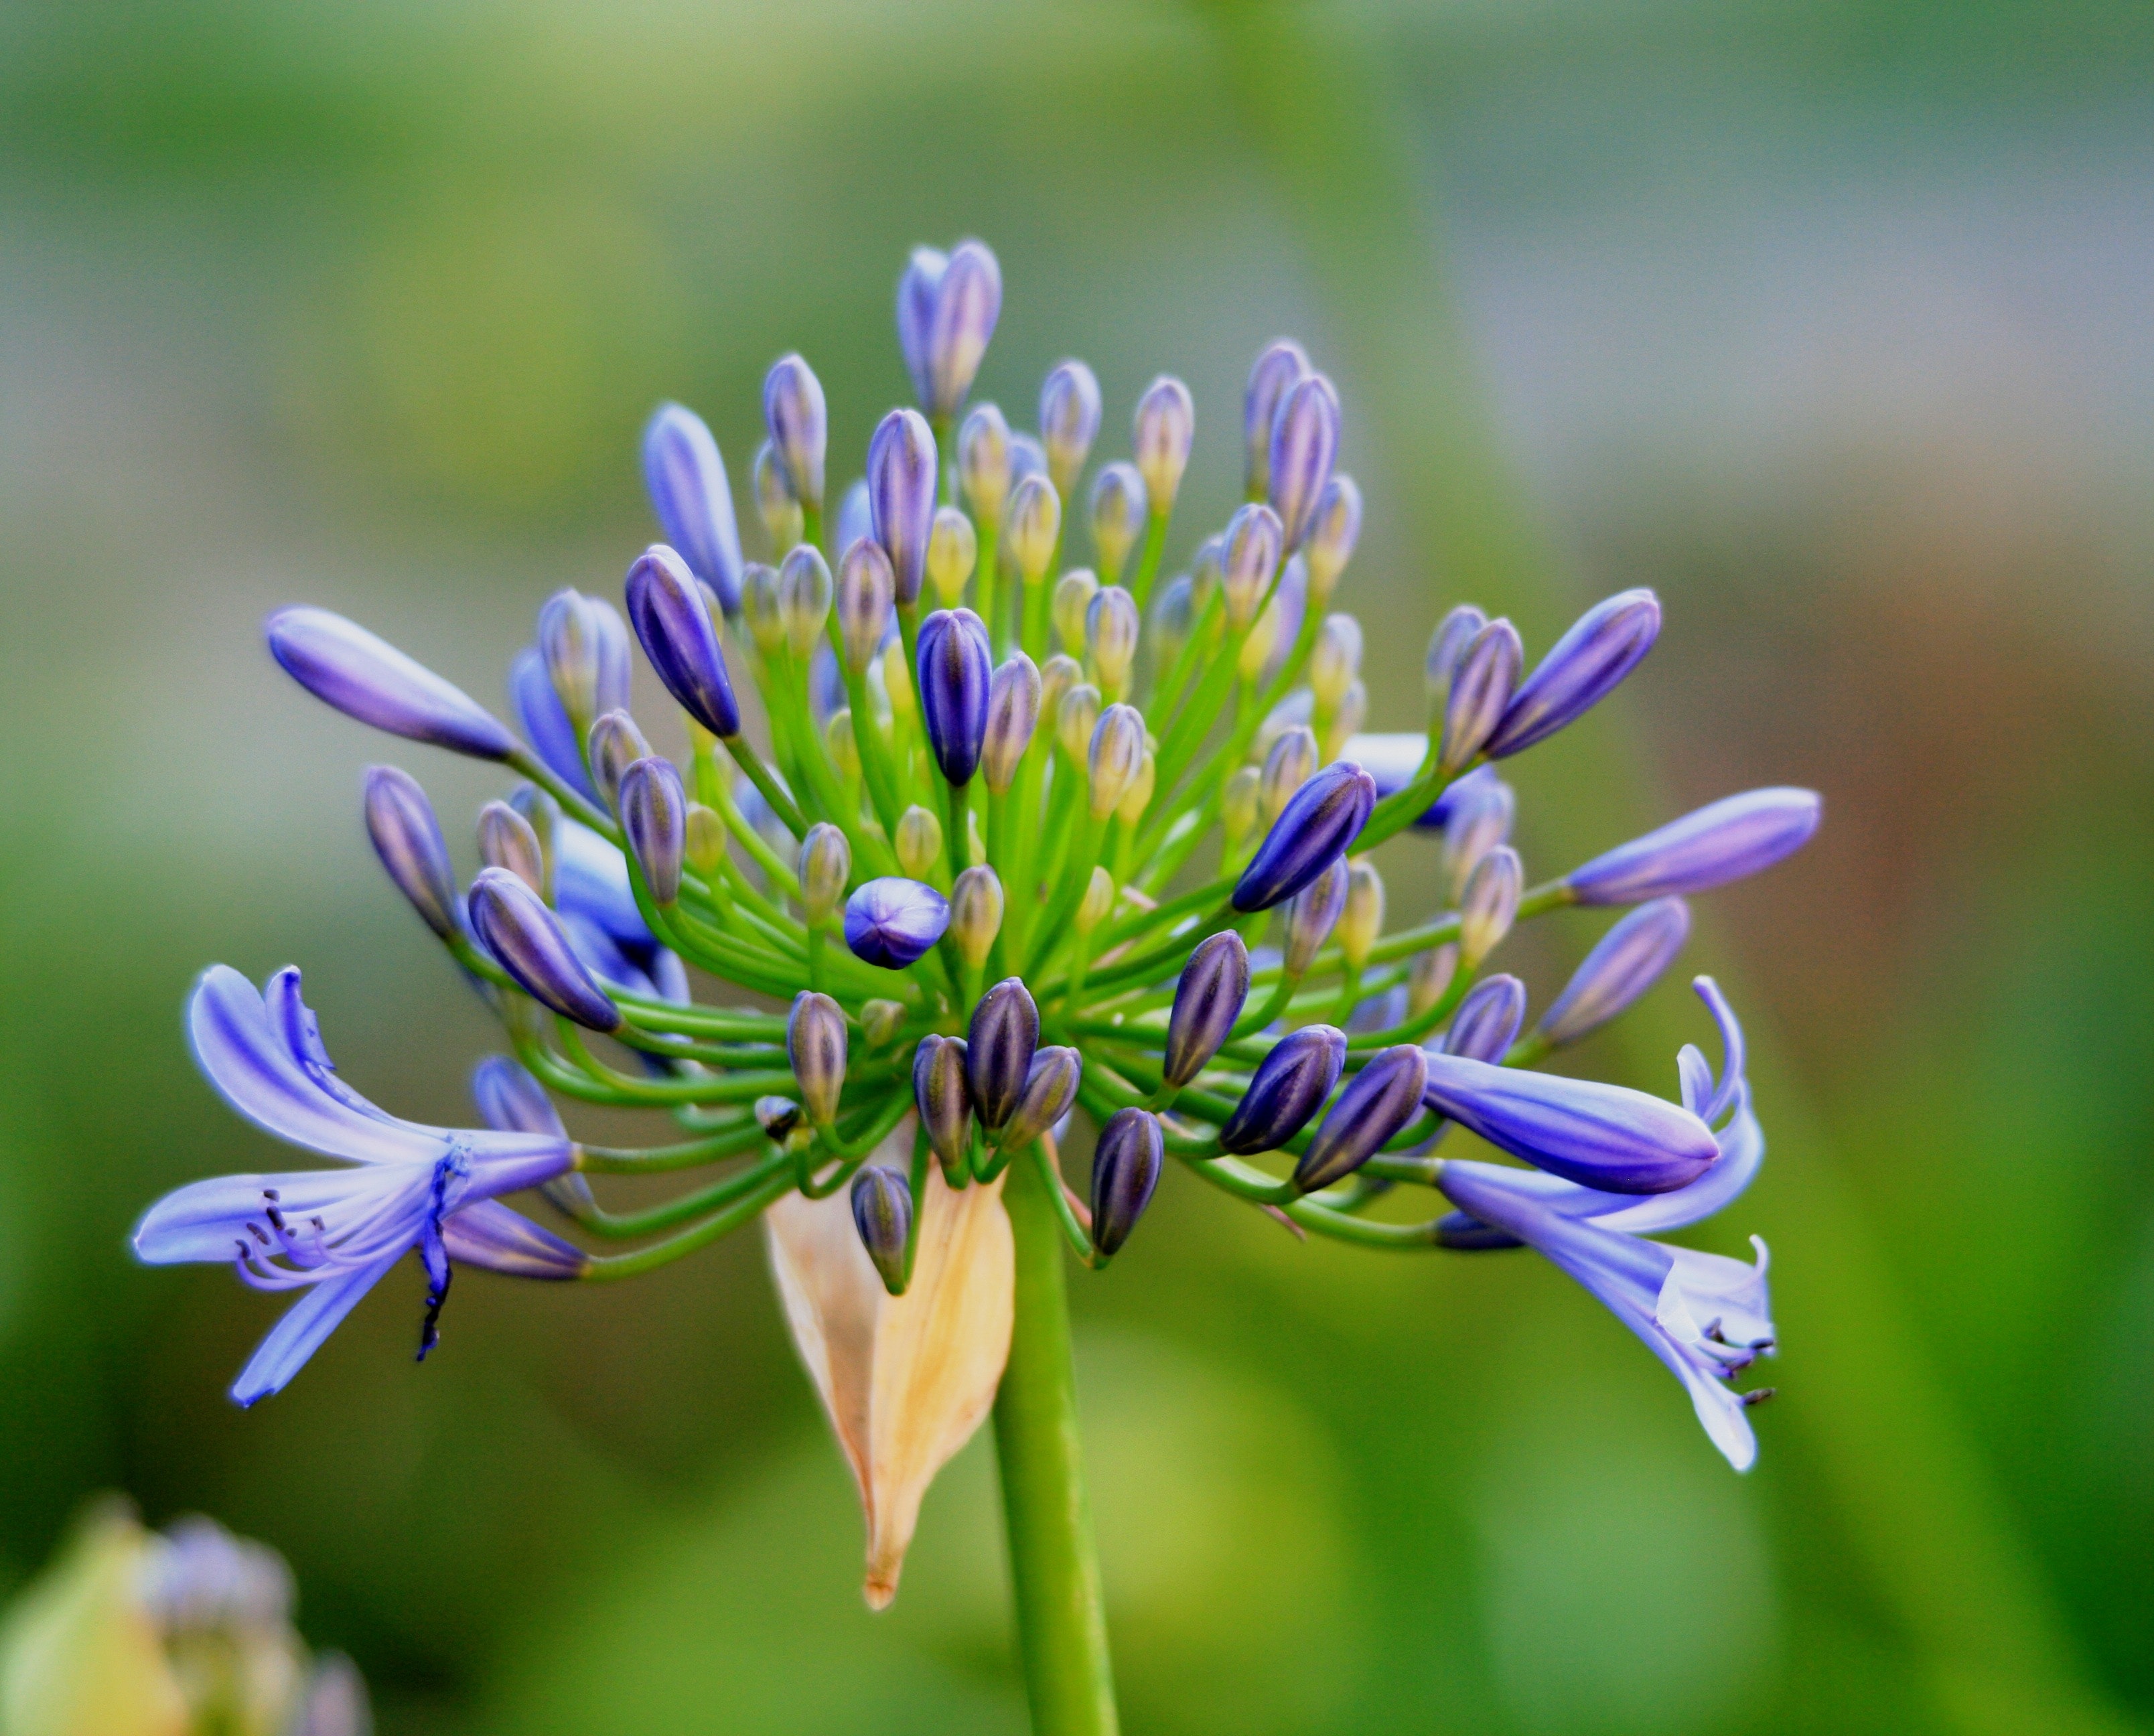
143, 236, 1824, 1568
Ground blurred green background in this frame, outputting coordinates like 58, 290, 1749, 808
3, 0, 2151, 1731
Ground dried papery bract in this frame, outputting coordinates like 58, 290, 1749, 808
765, 1131, 1015, 1610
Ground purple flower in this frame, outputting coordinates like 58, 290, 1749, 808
267, 608, 516, 761
362, 766, 459, 940
763, 353, 828, 511
1443, 974, 1526, 1063
1484, 589, 1660, 758
916, 607, 993, 784
1438, 618, 1523, 775
1091, 1108, 1164, 1256
843, 877, 951, 969
897, 240, 1002, 418
1538, 897, 1691, 1045
968, 976, 1040, 1131
1232, 761, 1378, 912
133, 967, 579, 1404
536, 589, 632, 729
1267, 372, 1341, 552
624, 544, 741, 739
1218, 1024, 1346, 1155
913, 1034, 973, 1175
1242, 339, 1310, 498
868, 409, 939, 606
616, 755, 687, 905
1295, 1043, 1429, 1191
642, 402, 743, 613
1163, 931, 1250, 1088
1569, 788, 1823, 906
468, 867, 624, 1032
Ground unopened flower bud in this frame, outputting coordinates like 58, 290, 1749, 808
763, 352, 827, 510
861, 998, 906, 1047
1283, 855, 1348, 975
269, 608, 516, 760
617, 757, 687, 906
1409, 944, 1459, 1018
1117, 750, 1155, 826
1052, 569, 1100, 652
538, 588, 631, 731
1267, 372, 1340, 551
1190, 535, 1224, 609
468, 867, 622, 1031
1088, 704, 1145, 820
1088, 462, 1147, 583
1037, 653, 1081, 741
1425, 604, 1487, 713
1233, 760, 1378, 912
835, 538, 897, 675
999, 1045, 1081, 1151
1218, 1023, 1344, 1155
959, 403, 1013, 526
948, 865, 1005, 968
1439, 618, 1523, 775
624, 544, 741, 738
836, 478, 873, 555
1165, 930, 1249, 1088
1076, 865, 1117, 933
1294, 1043, 1427, 1191
1133, 374, 1195, 511
926, 508, 977, 606
1443, 775, 1515, 901
917, 607, 993, 785
1090, 1108, 1165, 1256
753, 440, 804, 553
1005, 474, 1062, 585
1220, 502, 1284, 631
1486, 589, 1661, 758
881, 634, 917, 722
968, 977, 1039, 1131
1538, 897, 1691, 1046
777, 545, 834, 661
1039, 360, 1102, 495
739, 562, 785, 656
1324, 680, 1366, 762
982, 654, 1041, 793
843, 877, 949, 968
1056, 682, 1102, 765
1420, 1052, 1717, 1192
1568, 788, 1823, 906
788, 990, 849, 1127
827, 708, 861, 780
850, 1166, 912, 1295
1243, 339, 1311, 499
364, 766, 459, 938
801, 822, 849, 930
1222, 767, 1263, 853
685, 802, 726, 875
1445, 974, 1527, 1063
1009, 433, 1048, 486
642, 403, 743, 613
586, 709, 652, 812
1340, 858, 1384, 970
868, 409, 938, 606
508, 784, 560, 897
1238, 593, 1284, 680
756, 1094, 806, 1144
1306, 613, 1362, 712
1305, 475, 1362, 602
1086, 586, 1139, 697
1260, 726, 1318, 824
900, 239, 1001, 418
914, 1033, 973, 1177
1459, 844, 1522, 965
1152, 575, 1195, 668
895, 805, 944, 880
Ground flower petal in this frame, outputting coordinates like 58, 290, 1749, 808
441, 1200, 589, 1279
229, 1252, 405, 1408
133, 1169, 412, 1265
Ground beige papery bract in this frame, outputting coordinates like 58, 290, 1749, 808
764, 1122, 1015, 1609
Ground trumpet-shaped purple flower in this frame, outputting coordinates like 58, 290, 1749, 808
642, 403, 744, 613
1569, 788, 1823, 906
133, 967, 580, 1405
267, 608, 516, 761
843, 877, 950, 969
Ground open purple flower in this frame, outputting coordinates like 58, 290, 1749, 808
133, 967, 581, 1406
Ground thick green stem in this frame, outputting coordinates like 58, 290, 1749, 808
994, 1158, 1119, 1736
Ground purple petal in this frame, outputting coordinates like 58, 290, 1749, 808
230, 1251, 406, 1407
441, 1200, 587, 1279
267, 608, 516, 760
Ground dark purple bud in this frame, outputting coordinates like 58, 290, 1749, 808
851, 1165, 913, 1295
967, 976, 1039, 1131
1568, 788, 1823, 906
1039, 359, 1102, 496
1244, 339, 1311, 498
508, 646, 593, 799
914, 1033, 974, 1177
868, 408, 938, 606
916, 607, 993, 784
267, 607, 516, 760
1485, 588, 1660, 757
478, 799, 545, 895
999, 1045, 1082, 1151
624, 544, 741, 739
363, 766, 458, 938
1444, 974, 1528, 1063
1419, 1052, 1717, 1192
537, 588, 632, 729
1295, 1043, 1429, 1191
835, 537, 897, 675
468, 866, 622, 1031
925, 240, 1001, 418
1439, 618, 1524, 775
983, 654, 1041, 794
618, 755, 687, 904
1538, 897, 1692, 1046
1267, 372, 1340, 551
788, 990, 849, 1127
1232, 761, 1378, 912
1090, 1108, 1164, 1256
642, 403, 743, 613
1165, 931, 1250, 1088
1133, 375, 1195, 511
763, 352, 827, 510
1218, 1024, 1346, 1155
843, 877, 950, 969
585, 709, 650, 814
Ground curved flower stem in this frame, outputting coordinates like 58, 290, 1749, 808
994, 1156, 1119, 1736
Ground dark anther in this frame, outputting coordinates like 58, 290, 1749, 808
1739, 1387, 1778, 1407
415, 1269, 452, 1364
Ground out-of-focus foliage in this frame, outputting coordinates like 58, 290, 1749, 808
2, 1, 2150, 1731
